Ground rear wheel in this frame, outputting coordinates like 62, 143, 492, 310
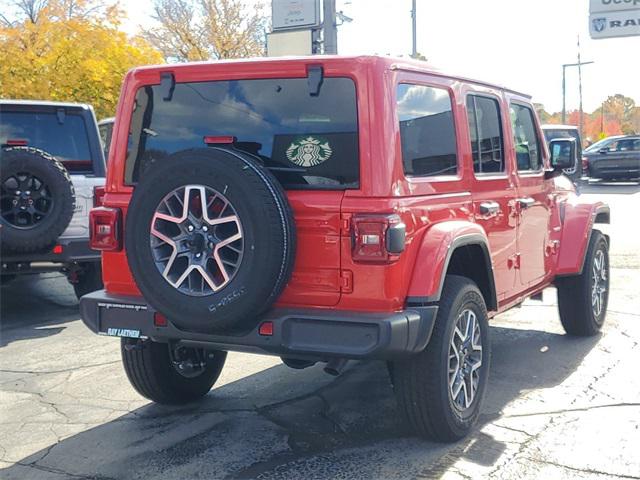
393, 275, 490, 442
556, 230, 609, 336
121, 339, 227, 405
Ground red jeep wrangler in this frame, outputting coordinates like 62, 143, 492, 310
80, 56, 610, 442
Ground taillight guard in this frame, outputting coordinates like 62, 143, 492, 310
351, 214, 406, 263
93, 185, 106, 207
90, 207, 122, 251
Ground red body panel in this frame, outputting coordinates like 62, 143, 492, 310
100, 55, 604, 317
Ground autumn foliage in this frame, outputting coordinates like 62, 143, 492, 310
538, 94, 640, 143
0, 0, 163, 118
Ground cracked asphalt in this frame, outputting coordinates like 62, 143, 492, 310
1, 181, 639, 479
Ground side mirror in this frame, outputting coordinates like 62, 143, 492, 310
549, 138, 576, 171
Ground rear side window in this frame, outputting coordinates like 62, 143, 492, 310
125, 78, 359, 189
397, 83, 458, 177
510, 104, 542, 172
0, 111, 93, 172
466, 95, 504, 174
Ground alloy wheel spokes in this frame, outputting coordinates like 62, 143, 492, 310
591, 249, 607, 318
150, 185, 244, 296
448, 309, 483, 411
1, 173, 53, 228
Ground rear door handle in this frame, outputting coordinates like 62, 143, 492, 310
479, 201, 501, 217
517, 197, 535, 209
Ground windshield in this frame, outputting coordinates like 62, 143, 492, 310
1, 111, 92, 162
125, 77, 360, 189
584, 136, 619, 152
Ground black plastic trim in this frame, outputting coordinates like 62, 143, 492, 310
80, 290, 439, 359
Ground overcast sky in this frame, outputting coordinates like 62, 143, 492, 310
122, 0, 640, 114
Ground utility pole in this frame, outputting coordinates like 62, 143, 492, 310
561, 59, 594, 124
577, 36, 584, 142
411, 0, 417, 58
323, 0, 338, 54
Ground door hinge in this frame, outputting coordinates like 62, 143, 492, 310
340, 270, 353, 293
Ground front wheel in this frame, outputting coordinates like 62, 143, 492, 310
392, 275, 491, 442
121, 339, 227, 404
556, 230, 609, 336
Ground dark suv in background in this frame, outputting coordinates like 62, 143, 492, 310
583, 135, 640, 181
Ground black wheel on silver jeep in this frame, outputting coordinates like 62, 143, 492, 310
125, 148, 295, 334
393, 275, 491, 442
121, 339, 227, 404
1, 147, 75, 253
556, 230, 609, 336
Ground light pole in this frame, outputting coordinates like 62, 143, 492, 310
411, 0, 417, 58
562, 60, 594, 124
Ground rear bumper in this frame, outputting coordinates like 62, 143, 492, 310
79, 290, 438, 360
1, 237, 99, 275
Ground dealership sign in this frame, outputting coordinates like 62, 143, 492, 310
590, 0, 640, 13
272, 0, 320, 31
589, 10, 640, 38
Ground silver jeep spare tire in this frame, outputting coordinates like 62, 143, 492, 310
125, 148, 296, 334
1, 147, 75, 253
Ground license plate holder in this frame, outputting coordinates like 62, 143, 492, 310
97, 302, 151, 338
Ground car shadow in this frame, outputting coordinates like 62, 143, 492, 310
0, 274, 79, 347
0, 325, 601, 479
581, 180, 640, 195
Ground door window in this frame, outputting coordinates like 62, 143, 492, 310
510, 104, 542, 172
397, 84, 458, 177
466, 95, 504, 174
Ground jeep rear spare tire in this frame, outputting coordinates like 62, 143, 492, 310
1, 147, 75, 253
125, 148, 296, 334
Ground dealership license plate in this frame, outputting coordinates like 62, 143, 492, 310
104, 327, 141, 338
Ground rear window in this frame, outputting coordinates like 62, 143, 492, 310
125, 77, 359, 189
0, 111, 93, 173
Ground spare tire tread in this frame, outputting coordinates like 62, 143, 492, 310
1, 146, 75, 253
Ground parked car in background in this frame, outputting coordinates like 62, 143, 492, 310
582, 135, 640, 181
1, 100, 106, 299
98, 117, 114, 160
542, 124, 583, 184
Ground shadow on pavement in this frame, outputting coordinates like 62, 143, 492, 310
0, 273, 78, 347
0, 325, 601, 479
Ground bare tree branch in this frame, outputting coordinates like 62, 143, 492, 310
142, 0, 266, 62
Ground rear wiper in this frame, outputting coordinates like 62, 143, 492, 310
307, 65, 324, 97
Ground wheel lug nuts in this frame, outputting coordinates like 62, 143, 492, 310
187, 225, 194, 232
202, 226, 208, 232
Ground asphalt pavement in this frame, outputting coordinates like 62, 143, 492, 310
1, 180, 639, 480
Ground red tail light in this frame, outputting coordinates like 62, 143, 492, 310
582, 156, 589, 173
351, 214, 406, 263
5, 138, 28, 146
90, 207, 121, 251
93, 185, 106, 207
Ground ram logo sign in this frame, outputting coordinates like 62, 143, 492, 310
589, 11, 640, 38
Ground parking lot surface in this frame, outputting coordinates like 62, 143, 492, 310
1, 182, 639, 480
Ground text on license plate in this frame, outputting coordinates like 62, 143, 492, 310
105, 328, 141, 338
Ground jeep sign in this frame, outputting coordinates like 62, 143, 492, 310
589, 10, 640, 38
590, 0, 640, 13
